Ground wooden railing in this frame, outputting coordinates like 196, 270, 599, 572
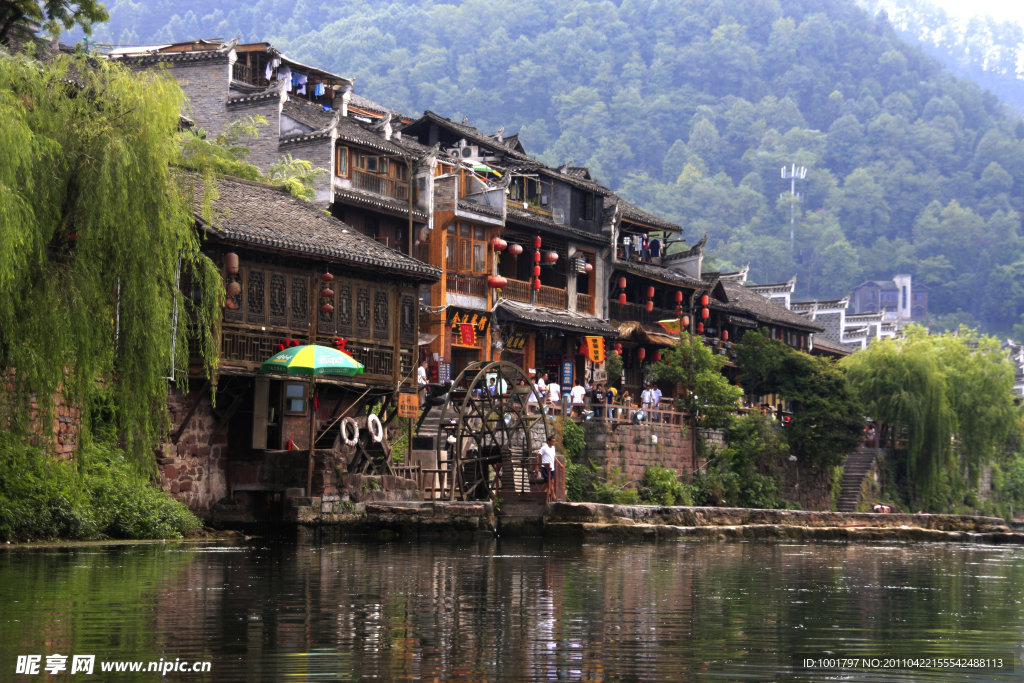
231, 62, 254, 84
501, 278, 532, 304
445, 272, 486, 297
498, 278, 567, 309
576, 292, 594, 314
351, 168, 410, 201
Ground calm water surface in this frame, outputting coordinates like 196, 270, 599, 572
1, 539, 1023, 681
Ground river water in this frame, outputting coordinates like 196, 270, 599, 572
2, 538, 1022, 681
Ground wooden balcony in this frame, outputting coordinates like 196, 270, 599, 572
351, 168, 410, 202
445, 272, 486, 298
500, 278, 567, 309
576, 292, 594, 315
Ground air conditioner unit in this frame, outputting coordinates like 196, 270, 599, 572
461, 146, 478, 158
552, 208, 565, 225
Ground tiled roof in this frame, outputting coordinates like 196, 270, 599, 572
715, 280, 823, 332
504, 206, 609, 246
493, 299, 618, 336
407, 111, 533, 161
193, 174, 438, 280
348, 92, 406, 120
227, 78, 285, 106
746, 275, 797, 293
811, 336, 853, 356
604, 195, 681, 233
614, 261, 705, 289
335, 116, 412, 157
457, 198, 503, 220
281, 99, 335, 131
109, 38, 237, 66
333, 186, 429, 222
503, 159, 611, 195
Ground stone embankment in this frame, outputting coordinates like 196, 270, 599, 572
544, 503, 1020, 544
289, 500, 496, 543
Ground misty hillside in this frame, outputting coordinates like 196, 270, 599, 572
85, 0, 1024, 332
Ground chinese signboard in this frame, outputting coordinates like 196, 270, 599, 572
459, 323, 476, 346
448, 307, 490, 342
506, 332, 528, 351
580, 336, 606, 363
397, 392, 420, 418
561, 360, 573, 388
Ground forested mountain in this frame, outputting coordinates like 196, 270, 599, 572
83, 0, 1024, 332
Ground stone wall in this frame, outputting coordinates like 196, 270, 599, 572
165, 60, 234, 135
756, 455, 837, 511
582, 421, 694, 481
156, 386, 228, 516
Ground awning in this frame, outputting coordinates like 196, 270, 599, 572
492, 299, 618, 337
418, 333, 439, 346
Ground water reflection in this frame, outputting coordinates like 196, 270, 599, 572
2, 540, 1023, 681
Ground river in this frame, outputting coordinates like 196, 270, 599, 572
1, 539, 1022, 681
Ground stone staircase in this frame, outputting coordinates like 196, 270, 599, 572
836, 448, 881, 512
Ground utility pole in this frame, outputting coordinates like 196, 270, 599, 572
780, 164, 807, 254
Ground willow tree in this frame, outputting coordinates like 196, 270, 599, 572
0, 51, 220, 464
842, 332, 954, 507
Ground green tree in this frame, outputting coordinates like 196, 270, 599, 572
0, 0, 107, 45
646, 332, 743, 430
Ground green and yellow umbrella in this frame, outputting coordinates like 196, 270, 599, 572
258, 344, 364, 376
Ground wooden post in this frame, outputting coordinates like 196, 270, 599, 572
306, 378, 316, 497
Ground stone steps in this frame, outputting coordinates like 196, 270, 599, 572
836, 448, 882, 512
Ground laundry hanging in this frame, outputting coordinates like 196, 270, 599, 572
296, 73, 307, 95
265, 58, 281, 80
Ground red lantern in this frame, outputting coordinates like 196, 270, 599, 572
584, 263, 593, 274
675, 291, 683, 304
533, 236, 542, 249
321, 288, 334, 298
654, 350, 662, 362
224, 252, 239, 275
645, 300, 654, 313
508, 243, 523, 256
617, 276, 627, 290
226, 281, 241, 297
615, 343, 622, 354
618, 293, 627, 305
533, 265, 541, 278
722, 330, 729, 341
544, 251, 559, 263
491, 237, 507, 251
320, 303, 334, 314
321, 272, 334, 283
701, 294, 709, 307
274, 344, 285, 352
681, 315, 690, 328
534, 251, 541, 263
225, 298, 237, 310
701, 307, 709, 320
646, 286, 655, 299
697, 322, 704, 334
637, 347, 646, 361
488, 276, 508, 289
533, 278, 542, 290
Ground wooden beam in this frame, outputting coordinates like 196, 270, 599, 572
171, 379, 211, 445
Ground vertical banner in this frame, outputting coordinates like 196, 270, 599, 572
580, 336, 606, 363
438, 361, 451, 384
459, 323, 476, 346
561, 360, 573, 389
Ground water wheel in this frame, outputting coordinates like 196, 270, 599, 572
435, 361, 551, 501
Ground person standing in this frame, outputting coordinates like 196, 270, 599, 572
641, 382, 654, 420
651, 383, 663, 422
536, 434, 557, 493
417, 360, 429, 402
593, 383, 605, 418
548, 378, 562, 409
488, 377, 497, 396
569, 379, 586, 414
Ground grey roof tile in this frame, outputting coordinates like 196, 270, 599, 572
493, 299, 618, 336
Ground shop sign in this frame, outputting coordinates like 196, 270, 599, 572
561, 360, 573, 388
448, 307, 490, 335
397, 392, 420, 418
580, 336, 606, 363
438, 361, 451, 384
506, 332, 528, 351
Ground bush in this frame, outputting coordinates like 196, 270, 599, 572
639, 465, 694, 506
565, 461, 587, 502
0, 442, 200, 542
561, 417, 586, 463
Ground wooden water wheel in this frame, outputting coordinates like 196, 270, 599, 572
435, 361, 551, 501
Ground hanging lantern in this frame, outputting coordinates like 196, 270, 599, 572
533, 236, 542, 249
675, 290, 683, 304
722, 330, 729, 341
618, 293, 627, 305
584, 263, 593, 274
224, 252, 239, 275
225, 298, 238, 310
544, 251, 559, 264
320, 303, 334, 314
226, 281, 241, 297
637, 347, 646, 361
615, 343, 623, 354
701, 307, 709, 320
533, 278, 542, 290
681, 315, 690, 328
491, 237, 507, 251
701, 294, 709, 307
654, 350, 662, 362
533, 265, 542, 278
321, 288, 334, 298
321, 272, 334, 283
697, 322, 704, 334
646, 286, 655, 299
534, 251, 541, 263
508, 243, 523, 256
645, 300, 654, 313
617, 276, 627, 290
488, 276, 508, 289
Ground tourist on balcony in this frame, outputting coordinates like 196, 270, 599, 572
641, 382, 655, 420
569, 380, 586, 416
593, 383, 605, 418
547, 378, 562, 412
651, 383, 663, 422
620, 389, 633, 420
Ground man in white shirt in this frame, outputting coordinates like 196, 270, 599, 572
651, 384, 663, 422
417, 360, 428, 386
536, 434, 557, 491
641, 382, 654, 420
569, 381, 586, 407
548, 381, 561, 406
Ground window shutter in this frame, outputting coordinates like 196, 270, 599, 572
251, 378, 270, 450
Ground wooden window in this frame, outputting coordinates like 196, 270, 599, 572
446, 235, 457, 269
577, 191, 595, 220
459, 239, 472, 271
473, 243, 485, 273
283, 382, 308, 416
336, 147, 349, 177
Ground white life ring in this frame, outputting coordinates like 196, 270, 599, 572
367, 413, 384, 443
340, 417, 359, 447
